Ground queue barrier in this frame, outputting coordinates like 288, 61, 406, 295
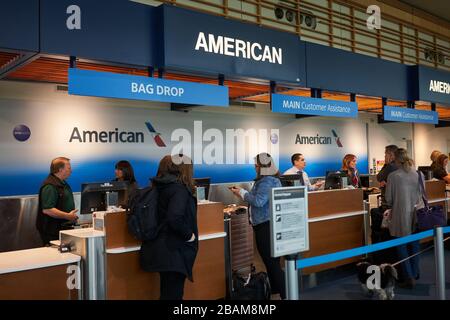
285, 226, 450, 300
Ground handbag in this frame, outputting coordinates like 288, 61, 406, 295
415, 172, 447, 231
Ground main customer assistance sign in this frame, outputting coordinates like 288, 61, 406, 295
68, 68, 228, 107
271, 94, 358, 118
383, 106, 438, 124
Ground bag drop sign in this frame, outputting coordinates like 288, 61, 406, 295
270, 186, 309, 257
68, 68, 229, 107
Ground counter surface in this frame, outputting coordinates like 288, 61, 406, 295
105, 232, 227, 254
0, 247, 81, 275
60, 228, 105, 238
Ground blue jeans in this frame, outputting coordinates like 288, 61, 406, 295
396, 240, 420, 280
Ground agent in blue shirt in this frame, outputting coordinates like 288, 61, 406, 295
230, 153, 285, 300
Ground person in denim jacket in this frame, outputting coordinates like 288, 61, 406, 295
230, 153, 284, 299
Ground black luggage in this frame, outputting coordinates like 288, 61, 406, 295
224, 205, 270, 300
370, 206, 398, 266
231, 266, 271, 300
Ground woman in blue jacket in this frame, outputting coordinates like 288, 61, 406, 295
230, 153, 284, 299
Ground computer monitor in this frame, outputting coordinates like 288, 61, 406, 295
193, 178, 211, 200
80, 181, 129, 215
324, 171, 348, 190
360, 174, 370, 188
418, 166, 433, 180
279, 174, 303, 187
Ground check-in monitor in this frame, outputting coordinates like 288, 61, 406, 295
418, 166, 433, 180
324, 171, 348, 190
193, 178, 211, 200
279, 174, 303, 187
80, 181, 129, 215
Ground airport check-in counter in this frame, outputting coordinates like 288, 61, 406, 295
60, 201, 226, 300
300, 188, 366, 274
0, 247, 81, 300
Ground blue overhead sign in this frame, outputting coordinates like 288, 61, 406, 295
68, 68, 229, 107
306, 43, 409, 101
383, 106, 438, 124
161, 5, 305, 85
40, 0, 155, 66
0, 1, 39, 52
412, 65, 450, 106
271, 94, 358, 118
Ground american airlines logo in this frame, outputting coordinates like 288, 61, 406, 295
295, 129, 343, 148
145, 122, 166, 147
68, 121, 166, 147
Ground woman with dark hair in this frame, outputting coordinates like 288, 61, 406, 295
229, 153, 284, 300
430, 150, 442, 172
140, 154, 198, 300
433, 154, 450, 184
114, 160, 139, 206
341, 154, 361, 188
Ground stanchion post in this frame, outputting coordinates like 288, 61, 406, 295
285, 254, 299, 300
434, 227, 446, 300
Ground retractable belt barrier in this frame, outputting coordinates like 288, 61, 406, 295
297, 226, 450, 269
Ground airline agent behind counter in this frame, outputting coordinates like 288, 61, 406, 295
283, 153, 324, 190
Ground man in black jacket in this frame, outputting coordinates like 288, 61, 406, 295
36, 157, 78, 245
377, 145, 399, 211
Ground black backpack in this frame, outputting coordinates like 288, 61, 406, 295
127, 186, 162, 241
232, 268, 271, 300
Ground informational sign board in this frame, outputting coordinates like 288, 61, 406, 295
68, 68, 229, 107
383, 106, 438, 124
271, 94, 358, 118
270, 186, 309, 258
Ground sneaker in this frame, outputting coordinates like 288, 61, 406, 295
397, 278, 416, 289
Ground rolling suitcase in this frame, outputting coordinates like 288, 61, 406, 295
224, 205, 269, 300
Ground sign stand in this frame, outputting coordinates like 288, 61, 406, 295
270, 186, 309, 300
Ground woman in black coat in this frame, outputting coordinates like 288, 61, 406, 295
140, 154, 198, 300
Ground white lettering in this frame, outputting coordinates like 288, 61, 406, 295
235, 39, 247, 58
224, 37, 235, 56
194, 32, 282, 64
194, 32, 208, 51
66, 5, 81, 30
251, 43, 262, 61
209, 34, 223, 54
171, 129, 192, 159
366, 5, 381, 30
429, 80, 450, 94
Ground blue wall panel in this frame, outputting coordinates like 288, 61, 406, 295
306, 43, 409, 101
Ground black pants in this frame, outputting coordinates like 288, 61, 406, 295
253, 221, 286, 299
159, 271, 186, 300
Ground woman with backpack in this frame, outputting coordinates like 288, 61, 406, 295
229, 153, 285, 300
140, 154, 198, 300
